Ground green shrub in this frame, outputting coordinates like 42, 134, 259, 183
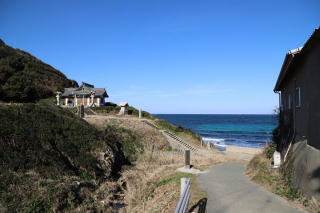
92, 105, 120, 113
265, 143, 277, 159
24, 197, 51, 213
0, 102, 128, 212
272, 126, 281, 150
0, 40, 78, 102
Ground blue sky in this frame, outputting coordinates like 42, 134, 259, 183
1, 0, 319, 114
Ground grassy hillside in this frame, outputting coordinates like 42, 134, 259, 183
0, 102, 133, 212
0, 39, 78, 102
91, 104, 202, 147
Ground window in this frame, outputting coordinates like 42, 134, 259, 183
296, 87, 301, 108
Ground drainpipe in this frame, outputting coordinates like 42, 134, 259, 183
284, 82, 297, 163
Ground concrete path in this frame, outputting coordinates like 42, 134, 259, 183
197, 162, 306, 213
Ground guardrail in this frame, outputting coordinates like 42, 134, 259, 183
175, 178, 191, 213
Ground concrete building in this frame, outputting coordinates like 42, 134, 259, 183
61, 82, 108, 107
274, 27, 320, 201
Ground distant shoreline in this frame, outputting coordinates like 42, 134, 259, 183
153, 113, 277, 116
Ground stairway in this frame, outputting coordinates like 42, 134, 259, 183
141, 120, 159, 130
163, 130, 198, 152
141, 120, 198, 153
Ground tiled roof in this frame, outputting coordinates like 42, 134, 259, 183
61, 84, 108, 98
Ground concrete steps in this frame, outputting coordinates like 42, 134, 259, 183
163, 130, 198, 152
141, 120, 198, 153
141, 120, 159, 130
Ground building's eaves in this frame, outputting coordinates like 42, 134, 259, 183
274, 27, 320, 92
274, 48, 302, 91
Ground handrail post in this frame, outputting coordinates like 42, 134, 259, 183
175, 178, 191, 213
181, 177, 187, 196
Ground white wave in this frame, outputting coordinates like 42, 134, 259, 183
202, 137, 225, 142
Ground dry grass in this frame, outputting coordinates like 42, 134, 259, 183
247, 147, 320, 213
119, 149, 230, 212
116, 143, 240, 212
85, 115, 170, 152
85, 114, 257, 212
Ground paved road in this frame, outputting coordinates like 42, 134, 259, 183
197, 162, 306, 213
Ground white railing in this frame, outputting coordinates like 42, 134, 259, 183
175, 178, 191, 213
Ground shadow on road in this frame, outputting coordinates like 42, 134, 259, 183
188, 198, 207, 213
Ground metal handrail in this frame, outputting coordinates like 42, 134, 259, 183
175, 178, 191, 213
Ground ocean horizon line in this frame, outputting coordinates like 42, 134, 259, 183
152, 113, 277, 115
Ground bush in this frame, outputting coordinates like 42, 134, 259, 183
0, 40, 78, 103
24, 197, 51, 213
272, 126, 281, 150
104, 102, 117, 107
92, 105, 120, 114
265, 143, 277, 159
0, 102, 128, 212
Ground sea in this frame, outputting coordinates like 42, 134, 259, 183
153, 114, 278, 148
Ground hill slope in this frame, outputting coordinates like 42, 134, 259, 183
0, 39, 78, 102
0, 102, 128, 212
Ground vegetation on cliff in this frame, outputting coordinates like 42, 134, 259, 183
0, 39, 78, 102
0, 102, 135, 212
92, 103, 154, 119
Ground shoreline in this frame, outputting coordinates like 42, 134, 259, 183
215, 144, 263, 161
204, 140, 269, 149
226, 145, 263, 155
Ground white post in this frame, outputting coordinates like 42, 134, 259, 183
180, 178, 187, 197
97, 97, 100, 106
87, 97, 90, 106
65, 98, 68, 105
273, 151, 281, 168
139, 109, 142, 119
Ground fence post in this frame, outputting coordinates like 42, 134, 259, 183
185, 150, 190, 169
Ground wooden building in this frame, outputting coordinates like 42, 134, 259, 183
274, 27, 320, 151
274, 27, 320, 201
61, 82, 108, 107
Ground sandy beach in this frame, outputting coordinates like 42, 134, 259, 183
224, 145, 263, 161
